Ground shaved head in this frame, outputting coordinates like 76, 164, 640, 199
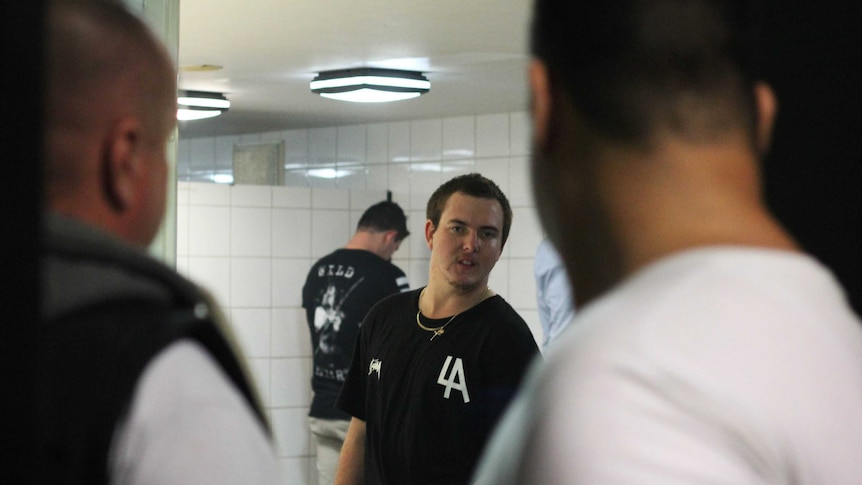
44, 0, 176, 246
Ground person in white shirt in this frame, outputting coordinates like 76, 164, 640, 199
37, 1, 280, 483
473, 1, 862, 483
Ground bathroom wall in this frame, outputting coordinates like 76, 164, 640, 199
176, 111, 545, 483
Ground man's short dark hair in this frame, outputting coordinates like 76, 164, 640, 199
357, 201, 409, 242
426, 173, 513, 248
530, 0, 760, 147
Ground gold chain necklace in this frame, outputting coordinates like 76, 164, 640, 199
416, 287, 490, 341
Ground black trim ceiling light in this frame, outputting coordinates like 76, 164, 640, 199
177, 90, 230, 120
310, 68, 430, 103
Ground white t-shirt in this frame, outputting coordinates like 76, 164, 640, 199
475, 248, 862, 484
109, 341, 281, 484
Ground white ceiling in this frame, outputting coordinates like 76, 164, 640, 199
177, 0, 533, 139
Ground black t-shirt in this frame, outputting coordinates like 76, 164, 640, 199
302, 249, 409, 420
337, 288, 540, 484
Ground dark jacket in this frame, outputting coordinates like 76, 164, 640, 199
33, 214, 267, 484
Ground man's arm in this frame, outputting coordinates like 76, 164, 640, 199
335, 417, 366, 485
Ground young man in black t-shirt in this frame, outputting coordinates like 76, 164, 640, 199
302, 201, 410, 484
336, 174, 540, 484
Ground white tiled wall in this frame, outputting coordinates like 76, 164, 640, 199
176, 111, 544, 485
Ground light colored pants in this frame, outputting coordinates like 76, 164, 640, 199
308, 417, 350, 485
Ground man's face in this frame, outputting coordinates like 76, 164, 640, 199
425, 192, 504, 292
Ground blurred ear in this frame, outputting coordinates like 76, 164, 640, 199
104, 117, 143, 212
424, 220, 436, 249
754, 82, 778, 155
383, 230, 398, 245
529, 59, 552, 152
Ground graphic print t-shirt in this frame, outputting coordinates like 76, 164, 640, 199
302, 249, 408, 419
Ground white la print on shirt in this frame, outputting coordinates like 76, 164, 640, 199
437, 355, 470, 403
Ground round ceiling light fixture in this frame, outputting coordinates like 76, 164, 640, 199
177, 90, 230, 121
310, 67, 430, 103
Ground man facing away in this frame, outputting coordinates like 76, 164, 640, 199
302, 200, 410, 484
474, 1, 862, 483
36, 1, 279, 483
335, 173, 540, 485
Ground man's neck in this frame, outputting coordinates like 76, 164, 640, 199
602, 137, 801, 276
420, 279, 492, 319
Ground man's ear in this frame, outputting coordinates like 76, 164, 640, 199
424, 220, 436, 249
754, 81, 778, 155
103, 117, 143, 212
529, 59, 553, 152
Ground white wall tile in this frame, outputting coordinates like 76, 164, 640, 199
488, 258, 509, 299
407, 206, 429, 248
350, 189, 386, 211
238, 133, 261, 144
506, 258, 537, 309
337, 125, 366, 165
271, 358, 312, 407
307, 166, 337, 189
507, 207, 544, 258
366, 163, 389, 191
441, 160, 475, 180
245, 357, 272, 407
272, 308, 312, 358
273, 186, 311, 208
232, 207, 272, 257
272, 408, 312, 457
176, 182, 190, 206
311, 187, 350, 210
311, 210, 350, 258
176, 204, 189, 257
272, 258, 310, 308
510, 111, 531, 156
474, 158, 510, 196
177, 139, 192, 165
232, 185, 272, 207
283, 169, 309, 188
215, 136, 238, 175
366, 123, 388, 163
231, 308, 272, 358
408, 259, 430, 290
187, 257, 231, 307
336, 167, 367, 190
476, 113, 510, 158
231, 258, 272, 307
508, 156, 533, 207
189, 137, 215, 176
272, 209, 312, 258
175, 256, 189, 277
309, 128, 336, 166
260, 130, 284, 143
409, 163, 441, 210
188, 181, 231, 206
410, 119, 442, 161
188, 206, 230, 256
391, 253, 410, 274
443, 116, 475, 160
284, 129, 309, 169
387, 163, 411, 209
177, 139, 191, 179
387, 122, 410, 163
